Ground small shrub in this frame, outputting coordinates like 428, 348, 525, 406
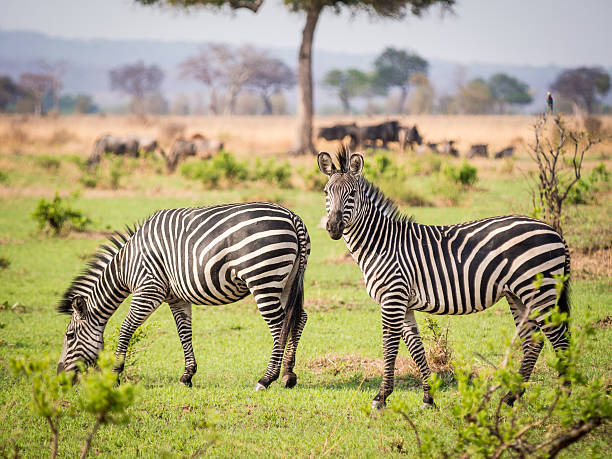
181, 151, 249, 189
253, 158, 292, 188
32, 192, 92, 235
500, 157, 515, 174
443, 161, 478, 187
36, 155, 61, 171
0, 256, 10, 270
108, 157, 124, 190
363, 153, 406, 181
0, 169, 9, 184
566, 163, 610, 204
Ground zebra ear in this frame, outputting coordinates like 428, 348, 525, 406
72, 296, 87, 318
349, 153, 364, 176
317, 152, 336, 176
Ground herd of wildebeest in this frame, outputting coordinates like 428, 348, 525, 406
87, 119, 515, 172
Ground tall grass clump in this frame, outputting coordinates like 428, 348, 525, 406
443, 161, 478, 187
36, 154, 62, 171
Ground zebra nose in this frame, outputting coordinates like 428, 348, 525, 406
57, 362, 65, 374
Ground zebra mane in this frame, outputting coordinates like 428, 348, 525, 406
335, 143, 351, 173
57, 226, 138, 315
357, 175, 415, 223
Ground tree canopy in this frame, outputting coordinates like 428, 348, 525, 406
488, 73, 532, 111
551, 67, 610, 113
323, 68, 370, 114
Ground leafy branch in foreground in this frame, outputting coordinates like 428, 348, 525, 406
10, 351, 138, 459
387, 277, 610, 458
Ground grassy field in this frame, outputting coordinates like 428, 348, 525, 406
0, 115, 610, 457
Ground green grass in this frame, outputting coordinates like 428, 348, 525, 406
0, 154, 611, 457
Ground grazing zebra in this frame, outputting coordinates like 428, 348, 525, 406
317, 147, 570, 409
57, 202, 310, 391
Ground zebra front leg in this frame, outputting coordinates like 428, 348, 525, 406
402, 311, 435, 408
282, 310, 308, 389
372, 308, 404, 409
114, 287, 165, 376
169, 301, 197, 387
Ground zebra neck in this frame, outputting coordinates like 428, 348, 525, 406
343, 197, 401, 263
87, 257, 130, 328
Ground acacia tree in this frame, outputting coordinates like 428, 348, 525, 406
323, 68, 369, 114
551, 67, 610, 113
244, 52, 296, 115
488, 73, 532, 113
19, 73, 55, 116
135, 0, 454, 154
373, 47, 429, 114
109, 61, 164, 115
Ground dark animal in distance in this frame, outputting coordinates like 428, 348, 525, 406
88, 134, 160, 167
398, 125, 423, 151
494, 146, 515, 159
317, 123, 360, 149
467, 144, 489, 159
162, 134, 224, 173
439, 140, 459, 157
359, 120, 400, 149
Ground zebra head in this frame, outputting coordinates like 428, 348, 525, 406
317, 147, 364, 240
57, 295, 104, 374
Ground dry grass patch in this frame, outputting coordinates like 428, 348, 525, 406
571, 248, 612, 280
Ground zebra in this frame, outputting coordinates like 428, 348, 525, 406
317, 146, 571, 409
57, 202, 310, 391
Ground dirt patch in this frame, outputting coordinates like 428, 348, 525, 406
324, 251, 354, 265
592, 315, 612, 329
307, 350, 453, 379
304, 298, 362, 312
571, 248, 612, 280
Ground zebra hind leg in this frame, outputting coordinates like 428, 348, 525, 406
253, 290, 285, 391
402, 311, 435, 408
282, 310, 308, 389
169, 300, 197, 387
114, 286, 166, 377
501, 293, 545, 406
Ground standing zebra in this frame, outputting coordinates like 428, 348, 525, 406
317, 147, 570, 409
57, 202, 310, 391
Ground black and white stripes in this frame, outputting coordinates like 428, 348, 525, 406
57, 202, 310, 390
318, 147, 570, 408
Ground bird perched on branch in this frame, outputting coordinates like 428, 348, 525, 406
546, 92, 554, 113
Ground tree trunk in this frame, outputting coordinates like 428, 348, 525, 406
262, 92, 273, 115
398, 87, 408, 114
290, 5, 322, 155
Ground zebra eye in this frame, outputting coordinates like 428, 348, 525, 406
349, 189, 356, 197
66, 331, 75, 340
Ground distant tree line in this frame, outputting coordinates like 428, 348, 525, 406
0, 60, 99, 115
322, 48, 611, 115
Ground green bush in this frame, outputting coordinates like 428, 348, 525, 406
363, 153, 406, 181
181, 151, 249, 189
108, 157, 124, 190
443, 161, 478, 187
32, 192, 92, 235
36, 154, 61, 170
0, 169, 9, 184
252, 158, 292, 188
566, 163, 610, 204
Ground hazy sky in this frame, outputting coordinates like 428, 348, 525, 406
1, 0, 610, 67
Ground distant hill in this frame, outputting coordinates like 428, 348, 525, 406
1, 29, 609, 112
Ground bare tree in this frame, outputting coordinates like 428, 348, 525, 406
19, 73, 55, 116
529, 113, 604, 234
38, 60, 68, 113
180, 47, 223, 115
245, 52, 295, 115
109, 62, 164, 115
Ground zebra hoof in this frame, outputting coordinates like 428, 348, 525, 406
282, 373, 297, 388
180, 377, 193, 388
254, 383, 267, 391
371, 400, 385, 411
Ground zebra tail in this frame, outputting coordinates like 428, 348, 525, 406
558, 241, 571, 315
278, 219, 308, 351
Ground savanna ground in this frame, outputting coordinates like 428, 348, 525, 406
0, 114, 610, 457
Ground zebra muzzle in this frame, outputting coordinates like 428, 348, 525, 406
326, 212, 344, 240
